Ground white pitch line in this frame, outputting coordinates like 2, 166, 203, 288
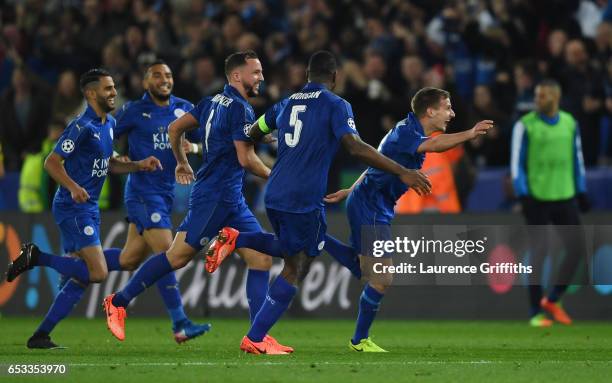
68, 360, 612, 367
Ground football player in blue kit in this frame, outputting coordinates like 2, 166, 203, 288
238, 51, 433, 354
5, 69, 162, 349
102, 51, 293, 352
324, 87, 493, 352
112, 60, 211, 343
210, 86, 492, 353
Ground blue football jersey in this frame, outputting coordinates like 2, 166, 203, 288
114, 93, 195, 199
356, 112, 428, 221
262, 82, 358, 213
188, 85, 254, 204
52, 104, 115, 219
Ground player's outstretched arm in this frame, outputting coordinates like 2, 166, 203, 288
234, 140, 271, 179
417, 120, 493, 153
44, 152, 89, 203
341, 134, 432, 195
109, 155, 162, 174
324, 170, 367, 203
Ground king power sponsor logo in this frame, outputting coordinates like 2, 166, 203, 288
91, 157, 110, 177
153, 129, 172, 150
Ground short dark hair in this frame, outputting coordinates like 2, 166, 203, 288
307, 50, 337, 81
144, 59, 169, 76
536, 78, 561, 91
411, 87, 450, 117
224, 50, 258, 77
79, 68, 112, 93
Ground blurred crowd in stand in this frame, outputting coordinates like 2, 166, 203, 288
1, 0, 610, 212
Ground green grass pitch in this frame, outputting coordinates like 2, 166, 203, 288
0, 317, 611, 382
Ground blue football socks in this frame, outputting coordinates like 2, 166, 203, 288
37, 252, 89, 283
37, 247, 124, 284
324, 234, 361, 279
236, 232, 283, 258
351, 284, 384, 345
103, 248, 122, 271
247, 275, 297, 342
156, 271, 188, 329
112, 252, 173, 308
246, 269, 270, 323
36, 279, 86, 335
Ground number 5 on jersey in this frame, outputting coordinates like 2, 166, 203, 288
285, 105, 307, 147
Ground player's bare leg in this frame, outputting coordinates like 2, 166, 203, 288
146, 229, 212, 342
117, 224, 151, 271
280, 252, 313, 285
104, 231, 203, 341
115, 225, 211, 342
163, 231, 196, 268
360, 255, 393, 294
77, 245, 108, 283
239, 248, 272, 271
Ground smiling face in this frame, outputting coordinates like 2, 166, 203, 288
234, 58, 264, 97
144, 63, 173, 101
428, 97, 455, 132
88, 75, 117, 113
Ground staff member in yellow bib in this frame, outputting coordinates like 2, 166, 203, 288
511, 79, 588, 327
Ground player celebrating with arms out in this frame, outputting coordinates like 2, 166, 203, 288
324, 87, 493, 352
103, 51, 292, 352
5, 69, 161, 349
236, 50, 432, 355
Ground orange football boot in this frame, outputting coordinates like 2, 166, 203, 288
541, 297, 572, 325
264, 335, 294, 353
205, 227, 239, 273
240, 336, 289, 355
103, 294, 127, 341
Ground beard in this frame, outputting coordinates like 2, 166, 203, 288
244, 82, 259, 97
149, 87, 171, 101
96, 94, 115, 113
